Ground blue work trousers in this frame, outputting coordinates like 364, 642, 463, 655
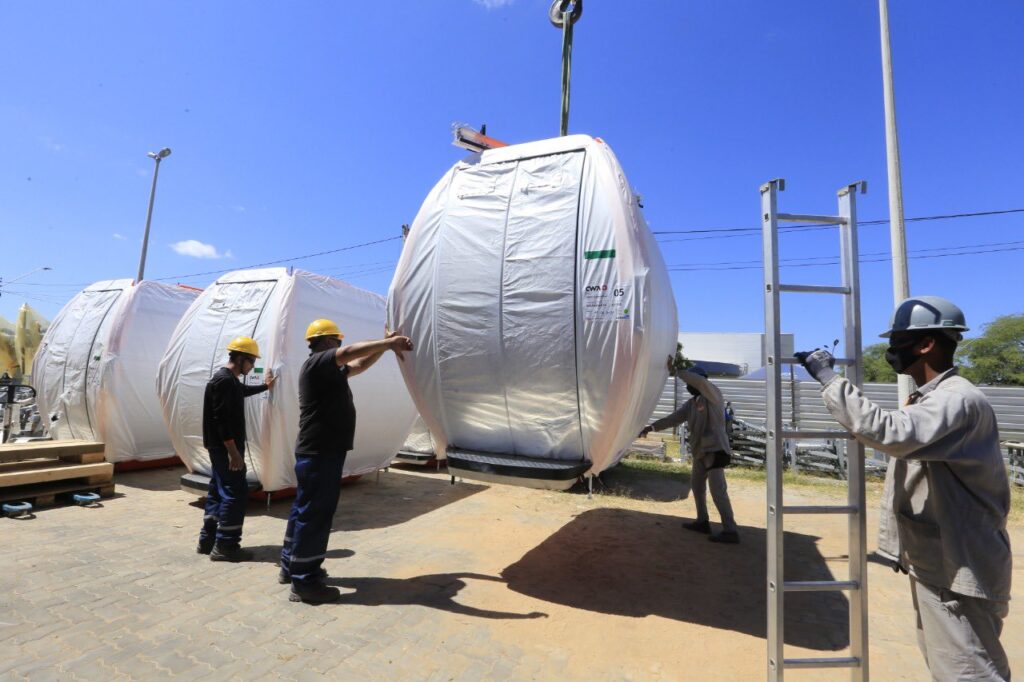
279, 453, 346, 587
199, 446, 248, 548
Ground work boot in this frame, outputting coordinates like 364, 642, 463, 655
196, 539, 214, 555
682, 519, 711, 534
289, 583, 341, 605
709, 531, 740, 544
277, 566, 328, 585
209, 544, 253, 562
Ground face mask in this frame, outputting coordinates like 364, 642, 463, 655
884, 339, 920, 374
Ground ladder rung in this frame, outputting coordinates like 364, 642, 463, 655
780, 357, 855, 366
778, 284, 850, 294
781, 430, 853, 440
776, 212, 847, 225
784, 580, 858, 593
783, 504, 858, 515
784, 657, 860, 670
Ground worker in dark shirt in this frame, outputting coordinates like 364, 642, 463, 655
198, 336, 276, 562
279, 318, 413, 604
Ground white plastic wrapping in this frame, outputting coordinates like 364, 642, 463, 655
387, 134, 678, 478
156, 268, 417, 491
32, 280, 199, 462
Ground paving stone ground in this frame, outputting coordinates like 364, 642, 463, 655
1, 462, 1021, 680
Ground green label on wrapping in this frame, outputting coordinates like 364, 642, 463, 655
584, 249, 616, 260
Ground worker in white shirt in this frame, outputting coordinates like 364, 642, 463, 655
797, 296, 1011, 681
640, 365, 739, 544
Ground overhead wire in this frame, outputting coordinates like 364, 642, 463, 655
150, 235, 403, 282
652, 207, 1024, 242
669, 240, 1024, 272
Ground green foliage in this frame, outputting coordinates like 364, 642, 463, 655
672, 342, 694, 374
862, 343, 897, 383
956, 314, 1024, 386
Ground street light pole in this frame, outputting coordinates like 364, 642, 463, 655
137, 147, 172, 283
878, 0, 913, 404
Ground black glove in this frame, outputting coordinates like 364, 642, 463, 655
794, 349, 837, 385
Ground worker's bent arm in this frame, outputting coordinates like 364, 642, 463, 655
822, 376, 971, 460
648, 399, 693, 432
242, 383, 268, 397
347, 349, 387, 378
333, 338, 396, 368
677, 369, 724, 407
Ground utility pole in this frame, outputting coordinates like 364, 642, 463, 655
878, 0, 913, 404
137, 147, 172, 283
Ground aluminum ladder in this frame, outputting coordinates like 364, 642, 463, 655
761, 178, 869, 680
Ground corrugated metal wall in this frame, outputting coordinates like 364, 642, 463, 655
652, 377, 1024, 484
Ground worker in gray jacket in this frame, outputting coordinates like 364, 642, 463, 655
640, 365, 739, 543
796, 296, 1011, 681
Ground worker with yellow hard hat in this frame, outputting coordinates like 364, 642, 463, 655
279, 318, 413, 604
197, 335, 277, 563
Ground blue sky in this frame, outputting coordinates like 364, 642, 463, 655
1, 1, 1022, 355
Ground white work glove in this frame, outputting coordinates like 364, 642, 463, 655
794, 349, 837, 385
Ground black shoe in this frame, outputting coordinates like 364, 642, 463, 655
709, 531, 740, 544
289, 583, 341, 605
209, 544, 254, 562
682, 519, 711, 534
277, 566, 328, 585
196, 540, 214, 555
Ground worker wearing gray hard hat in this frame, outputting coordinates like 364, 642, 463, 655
640, 363, 739, 544
796, 296, 1011, 681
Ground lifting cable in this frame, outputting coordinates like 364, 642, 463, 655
550, 0, 583, 136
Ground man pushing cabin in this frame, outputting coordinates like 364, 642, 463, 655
639, 361, 739, 544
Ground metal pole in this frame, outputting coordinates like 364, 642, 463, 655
878, 0, 913, 404
137, 157, 163, 283
560, 11, 573, 136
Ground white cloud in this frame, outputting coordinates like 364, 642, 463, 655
40, 136, 65, 152
112, 233, 126, 240
473, 0, 516, 8
170, 239, 227, 259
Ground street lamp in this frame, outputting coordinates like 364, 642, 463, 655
137, 147, 172, 283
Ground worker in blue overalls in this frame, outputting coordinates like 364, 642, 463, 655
279, 319, 413, 604
198, 336, 275, 561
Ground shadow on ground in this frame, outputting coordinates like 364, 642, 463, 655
502, 507, 849, 651
564, 460, 692, 502
115, 465, 187, 492
251, 469, 488, 531
328, 572, 548, 620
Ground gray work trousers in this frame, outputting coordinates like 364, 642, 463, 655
910, 576, 1010, 681
690, 453, 737, 533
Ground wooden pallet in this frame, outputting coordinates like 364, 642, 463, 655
0, 440, 106, 464
0, 480, 116, 508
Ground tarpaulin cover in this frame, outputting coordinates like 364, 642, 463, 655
32, 280, 199, 462
156, 268, 417, 491
387, 134, 678, 477
400, 415, 436, 456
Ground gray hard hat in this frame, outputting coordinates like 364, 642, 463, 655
879, 296, 969, 338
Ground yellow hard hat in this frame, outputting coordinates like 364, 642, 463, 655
226, 336, 261, 358
305, 318, 344, 341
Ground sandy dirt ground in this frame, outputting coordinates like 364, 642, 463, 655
2, 461, 1021, 680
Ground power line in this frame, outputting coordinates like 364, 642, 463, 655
669, 241, 1024, 272
652, 207, 1024, 241
667, 239, 1024, 269
150, 235, 402, 282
